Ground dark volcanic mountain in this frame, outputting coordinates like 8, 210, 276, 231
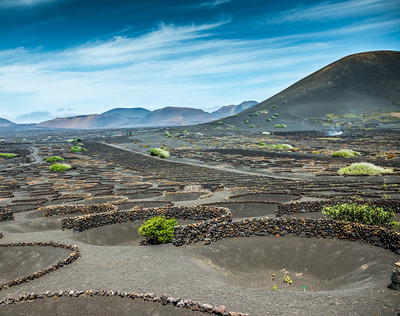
218, 51, 400, 130
38, 101, 257, 129
0, 118, 15, 127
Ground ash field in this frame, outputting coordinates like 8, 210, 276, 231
0, 51, 400, 316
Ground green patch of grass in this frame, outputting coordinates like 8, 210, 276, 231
149, 148, 170, 158
138, 216, 177, 244
316, 137, 341, 141
248, 124, 256, 128
273, 124, 287, 128
338, 162, 393, 175
322, 203, 399, 229
70, 146, 86, 153
49, 163, 72, 172
0, 153, 17, 158
265, 144, 293, 150
331, 149, 360, 158
46, 156, 65, 162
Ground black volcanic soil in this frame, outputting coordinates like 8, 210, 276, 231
187, 236, 398, 291
0, 140, 399, 316
210, 202, 278, 218
229, 193, 298, 202
72, 219, 198, 246
0, 246, 70, 283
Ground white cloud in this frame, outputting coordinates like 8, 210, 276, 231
188, 0, 232, 8
268, 0, 400, 23
0, 18, 399, 120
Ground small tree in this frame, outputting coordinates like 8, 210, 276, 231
138, 216, 177, 244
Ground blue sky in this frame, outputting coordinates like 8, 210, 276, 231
0, 0, 399, 123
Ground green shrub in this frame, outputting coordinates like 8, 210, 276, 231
243, 120, 250, 124
149, 148, 170, 158
70, 146, 86, 153
265, 144, 293, 150
273, 124, 287, 128
338, 162, 393, 175
0, 153, 17, 158
49, 163, 72, 172
46, 156, 64, 162
322, 203, 399, 228
67, 138, 82, 143
332, 149, 360, 158
138, 216, 177, 244
266, 118, 272, 121
271, 105, 279, 109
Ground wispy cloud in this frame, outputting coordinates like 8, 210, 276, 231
0, 0, 57, 8
0, 17, 399, 121
186, 0, 232, 9
268, 0, 400, 23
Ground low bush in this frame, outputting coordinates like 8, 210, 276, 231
0, 153, 17, 158
67, 138, 82, 143
266, 144, 293, 150
46, 156, 64, 162
149, 148, 170, 158
49, 163, 72, 172
273, 124, 287, 128
322, 203, 399, 228
338, 162, 393, 175
138, 216, 177, 244
70, 146, 86, 153
332, 149, 360, 158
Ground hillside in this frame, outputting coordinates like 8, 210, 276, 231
212, 101, 258, 118
215, 51, 400, 131
0, 118, 15, 127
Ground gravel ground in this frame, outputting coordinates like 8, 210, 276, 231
0, 142, 399, 316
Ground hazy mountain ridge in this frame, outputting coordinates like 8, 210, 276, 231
211, 101, 258, 118
37, 101, 258, 129
0, 118, 15, 127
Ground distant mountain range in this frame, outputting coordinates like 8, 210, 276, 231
3, 51, 399, 132
212, 50, 400, 131
36, 101, 257, 129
